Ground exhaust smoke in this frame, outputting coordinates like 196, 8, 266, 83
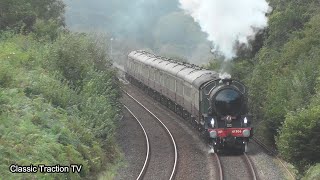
178, 0, 270, 60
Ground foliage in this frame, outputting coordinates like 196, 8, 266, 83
302, 164, 320, 180
276, 105, 320, 172
0, 0, 65, 38
0, 0, 122, 179
0, 33, 121, 179
46, 33, 94, 88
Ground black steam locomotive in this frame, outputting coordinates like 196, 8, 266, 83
125, 50, 253, 152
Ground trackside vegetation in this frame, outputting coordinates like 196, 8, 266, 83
0, 32, 121, 179
206, 0, 320, 178
0, 0, 121, 179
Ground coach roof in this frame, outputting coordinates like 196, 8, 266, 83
128, 50, 220, 88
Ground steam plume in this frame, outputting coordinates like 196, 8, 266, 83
179, 0, 270, 59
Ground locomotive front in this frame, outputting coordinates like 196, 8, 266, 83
206, 78, 252, 153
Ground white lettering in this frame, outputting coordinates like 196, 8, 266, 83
232, 130, 242, 134
70, 164, 82, 173
9, 164, 38, 173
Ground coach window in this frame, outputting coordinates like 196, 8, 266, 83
144, 66, 149, 79
165, 75, 169, 88
137, 63, 140, 74
177, 80, 183, 95
167, 75, 171, 89
161, 73, 165, 86
136, 63, 138, 74
139, 64, 142, 74
184, 85, 191, 99
172, 78, 176, 91
155, 71, 160, 82
168, 76, 171, 90
195, 92, 199, 107
150, 68, 153, 80
169, 76, 174, 91
137, 63, 139, 74
133, 62, 136, 72
174, 79, 177, 92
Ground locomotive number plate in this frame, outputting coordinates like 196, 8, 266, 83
232, 130, 242, 134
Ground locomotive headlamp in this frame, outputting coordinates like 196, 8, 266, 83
242, 129, 250, 137
226, 116, 232, 123
209, 130, 217, 138
244, 117, 248, 127
210, 118, 215, 127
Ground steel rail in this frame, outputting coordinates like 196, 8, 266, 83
214, 154, 224, 180
243, 153, 258, 180
123, 91, 178, 180
123, 105, 150, 180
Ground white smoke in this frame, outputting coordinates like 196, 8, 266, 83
179, 0, 270, 60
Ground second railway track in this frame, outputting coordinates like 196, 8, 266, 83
122, 91, 178, 180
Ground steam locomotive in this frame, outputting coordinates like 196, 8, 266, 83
125, 50, 253, 153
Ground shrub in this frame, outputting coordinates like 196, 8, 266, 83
276, 105, 320, 171
303, 164, 320, 180
0, 33, 121, 179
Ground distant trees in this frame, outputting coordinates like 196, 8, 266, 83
0, 0, 65, 35
153, 12, 209, 61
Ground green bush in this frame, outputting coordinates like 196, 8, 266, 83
276, 105, 320, 171
0, 33, 121, 179
240, 12, 320, 144
46, 33, 93, 88
0, 0, 121, 178
303, 164, 320, 180
24, 70, 78, 109
0, 62, 14, 88
0, 89, 86, 179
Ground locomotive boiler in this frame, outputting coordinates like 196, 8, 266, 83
125, 50, 253, 152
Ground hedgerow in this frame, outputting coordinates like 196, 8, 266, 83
0, 33, 121, 179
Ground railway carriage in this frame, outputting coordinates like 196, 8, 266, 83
125, 50, 253, 152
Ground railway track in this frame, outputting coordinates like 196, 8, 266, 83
213, 152, 257, 180
122, 91, 178, 180
123, 105, 150, 179
213, 153, 224, 180
243, 153, 258, 180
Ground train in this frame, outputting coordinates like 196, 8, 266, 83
124, 50, 253, 153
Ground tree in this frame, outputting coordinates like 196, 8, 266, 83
0, 0, 65, 33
